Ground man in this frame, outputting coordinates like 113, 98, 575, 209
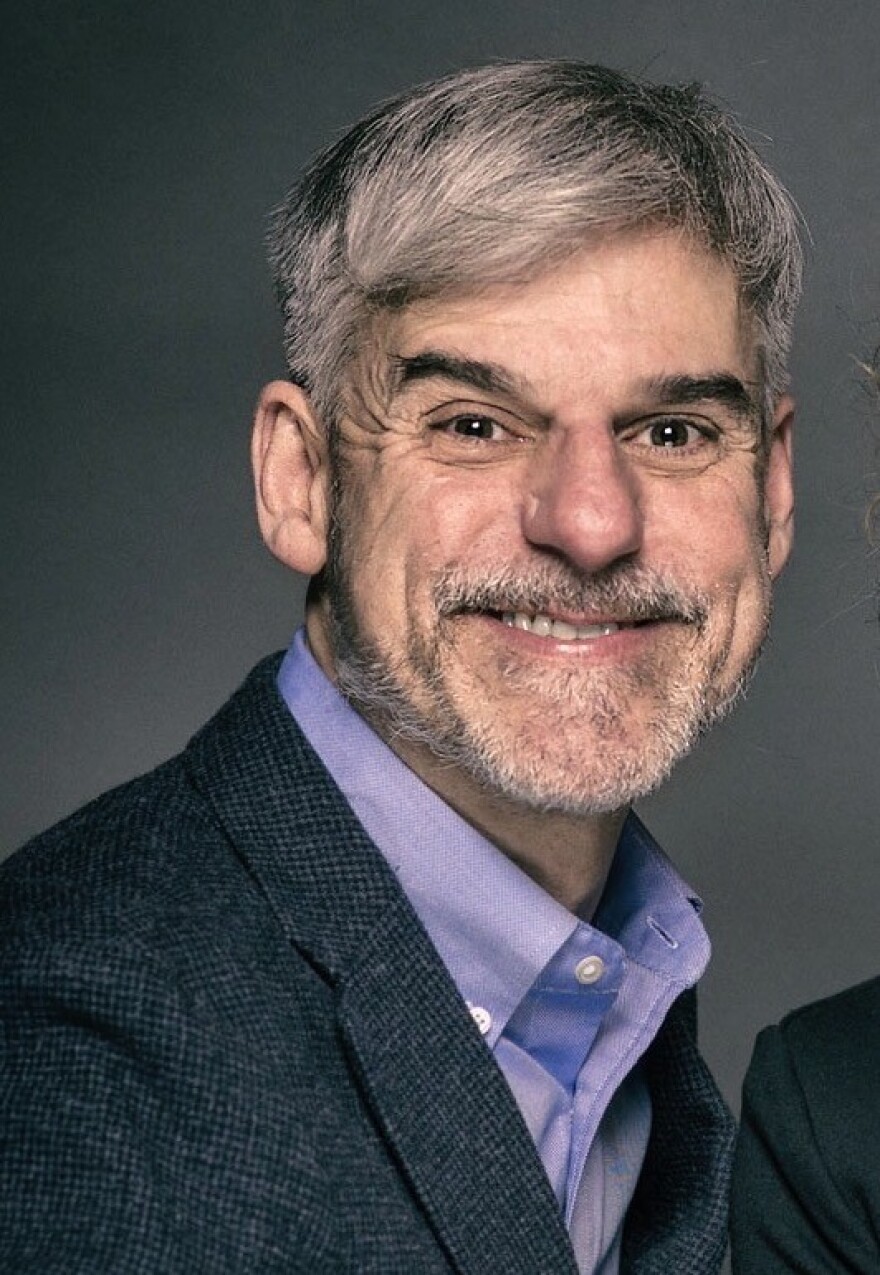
0, 61, 801, 1273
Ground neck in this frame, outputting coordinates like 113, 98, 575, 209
389, 735, 626, 916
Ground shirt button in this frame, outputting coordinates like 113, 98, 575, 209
467, 1003, 492, 1035
574, 955, 606, 985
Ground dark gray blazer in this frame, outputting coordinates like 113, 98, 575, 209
731, 977, 880, 1274
0, 656, 734, 1274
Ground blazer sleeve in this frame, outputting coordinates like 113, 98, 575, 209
731, 1020, 880, 1275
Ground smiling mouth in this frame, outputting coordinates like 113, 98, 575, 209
436, 567, 709, 639
500, 611, 624, 639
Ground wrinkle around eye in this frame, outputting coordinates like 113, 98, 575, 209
613, 414, 738, 477
423, 420, 534, 467
632, 409, 761, 448
336, 390, 426, 455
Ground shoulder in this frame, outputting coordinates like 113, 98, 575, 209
0, 652, 295, 964
1, 757, 219, 945
753, 977, 880, 1126
777, 974, 880, 1042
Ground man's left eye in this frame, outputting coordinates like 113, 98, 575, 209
640, 417, 709, 448
447, 415, 503, 440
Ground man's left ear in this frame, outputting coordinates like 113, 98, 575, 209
764, 394, 795, 579
251, 380, 331, 576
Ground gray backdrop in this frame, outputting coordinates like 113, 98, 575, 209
4, 0, 880, 1114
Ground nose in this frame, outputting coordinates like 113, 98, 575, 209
522, 428, 644, 573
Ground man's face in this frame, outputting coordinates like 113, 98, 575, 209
310, 231, 793, 815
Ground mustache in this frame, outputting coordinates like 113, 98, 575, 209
432, 562, 710, 628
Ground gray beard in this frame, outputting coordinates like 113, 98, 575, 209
323, 553, 768, 816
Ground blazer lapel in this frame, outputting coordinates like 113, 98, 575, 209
621, 988, 735, 1275
336, 897, 578, 1275
184, 656, 578, 1275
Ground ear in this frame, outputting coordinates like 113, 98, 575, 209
251, 380, 330, 576
764, 393, 795, 579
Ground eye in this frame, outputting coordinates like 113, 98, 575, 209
424, 403, 530, 459
644, 417, 706, 448
445, 414, 504, 441
618, 412, 726, 471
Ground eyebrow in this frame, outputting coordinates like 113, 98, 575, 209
390, 352, 759, 421
389, 351, 523, 399
642, 373, 758, 419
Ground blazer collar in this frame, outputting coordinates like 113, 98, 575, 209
183, 655, 579, 1275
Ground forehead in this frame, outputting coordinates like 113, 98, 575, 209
364, 231, 756, 409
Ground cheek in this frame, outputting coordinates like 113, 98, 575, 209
663, 474, 767, 583
391, 471, 509, 563
701, 502, 773, 646
342, 492, 450, 626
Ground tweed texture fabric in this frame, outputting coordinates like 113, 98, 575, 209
731, 976, 880, 1273
0, 655, 734, 1273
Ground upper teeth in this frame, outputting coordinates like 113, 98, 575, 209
502, 612, 620, 639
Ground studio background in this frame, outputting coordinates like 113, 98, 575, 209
4, 0, 880, 1114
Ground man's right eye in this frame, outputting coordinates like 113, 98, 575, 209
423, 403, 529, 452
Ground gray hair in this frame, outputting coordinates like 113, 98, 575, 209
268, 60, 803, 427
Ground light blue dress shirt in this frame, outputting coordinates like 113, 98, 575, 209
278, 630, 710, 1274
